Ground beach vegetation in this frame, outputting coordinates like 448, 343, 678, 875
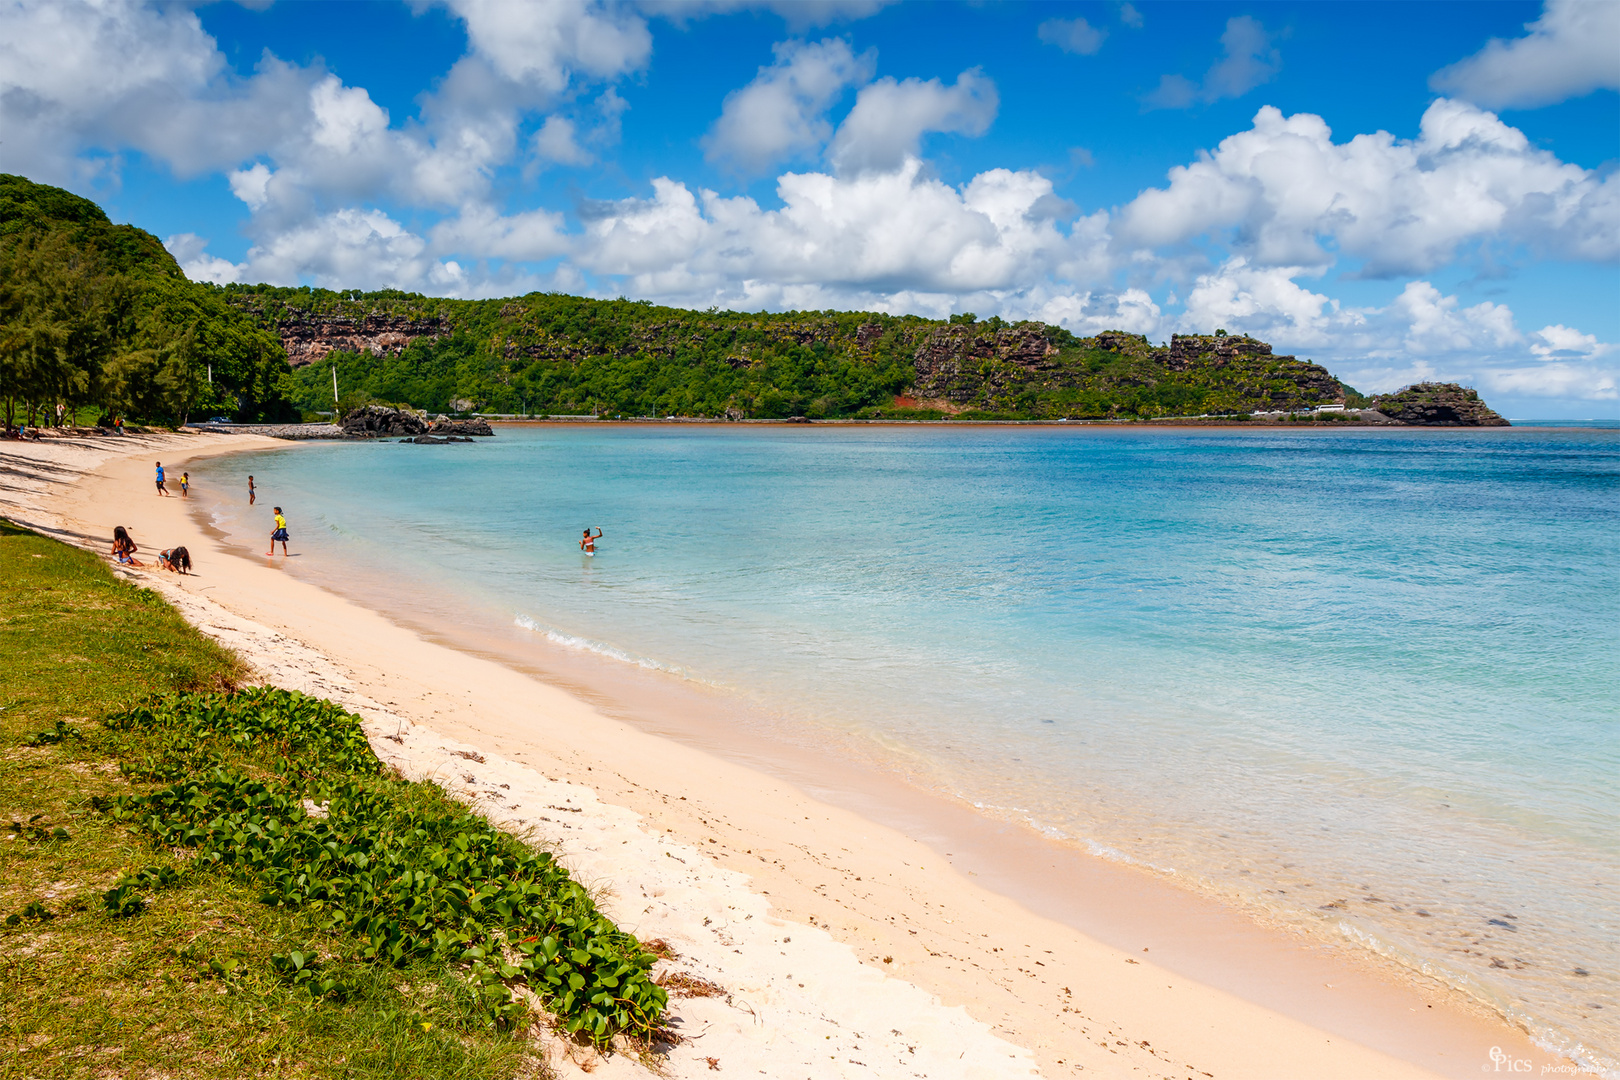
1, 517, 663, 1076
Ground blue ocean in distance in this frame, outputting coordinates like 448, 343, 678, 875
195, 425, 1620, 1070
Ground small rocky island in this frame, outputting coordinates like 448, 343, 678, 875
1367, 383, 1510, 426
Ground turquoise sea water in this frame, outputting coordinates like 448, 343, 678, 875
195, 425, 1619, 1069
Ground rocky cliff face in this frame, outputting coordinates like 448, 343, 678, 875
1371, 383, 1510, 426
1165, 333, 1273, 369
276, 313, 449, 367
1166, 334, 1346, 405
909, 326, 1347, 413
911, 324, 1059, 402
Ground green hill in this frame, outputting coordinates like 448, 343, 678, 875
224, 284, 1358, 421
0, 175, 294, 426
10, 176, 1497, 427
0, 174, 185, 281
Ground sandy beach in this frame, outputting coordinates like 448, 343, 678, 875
1, 430, 1575, 1079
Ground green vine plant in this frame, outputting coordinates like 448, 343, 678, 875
91, 687, 667, 1045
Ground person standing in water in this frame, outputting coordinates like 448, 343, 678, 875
179, 471, 190, 497
248, 475, 256, 505
580, 527, 603, 555
155, 462, 168, 496
267, 506, 290, 556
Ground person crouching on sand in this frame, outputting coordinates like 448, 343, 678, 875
112, 526, 143, 567
580, 527, 602, 554
158, 546, 192, 574
267, 507, 290, 556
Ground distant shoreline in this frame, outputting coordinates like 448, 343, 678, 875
189, 412, 1526, 441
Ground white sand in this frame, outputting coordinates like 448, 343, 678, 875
2, 431, 1570, 1079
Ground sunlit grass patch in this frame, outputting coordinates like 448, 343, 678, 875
1, 519, 665, 1077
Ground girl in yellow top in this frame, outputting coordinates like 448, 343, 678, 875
267, 507, 290, 556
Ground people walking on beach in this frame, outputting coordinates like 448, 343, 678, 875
179, 472, 190, 497
248, 475, 256, 505
111, 526, 143, 567
267, 507, 290, 556
158, 546, 192, 574
580, 527, 603, 554
155, 462, 168, 496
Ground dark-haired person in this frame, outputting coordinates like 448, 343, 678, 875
111, 526, 143, 568
580, 527, 603, 555
267, 507, 290, 556
155, 461, 168, 496
158, 546, 192, 574
179, 471, 190, 497
248, 475, 256, 505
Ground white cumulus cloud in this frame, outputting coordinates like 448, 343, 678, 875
1431, 0, 1620, 109
829, 69, 999, 174
702, 38, 875, 173
572, 158, 1093, 307
1115, 98, 1618, 275
163, 233, 241, 285
533, 117, 593, 166
430, 205, 572, 263
1144, 16, 1279, 109
227, 208, 463, 291
0, 0, 311, 184
439, 0, 653, 96
1038, 17, 1106, 56
1531, 324, 1612, 359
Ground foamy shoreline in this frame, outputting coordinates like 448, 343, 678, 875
2, 431, 1573, 1079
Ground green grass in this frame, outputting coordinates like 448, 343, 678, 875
0, 519, 551, 1078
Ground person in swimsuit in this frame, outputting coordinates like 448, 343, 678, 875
179, 472, 190, 497
580, 527, 603, 554
155, 462, 168, 495
267, 507, 290, 556
158, 546, 192, 574
248, 475, 256, 505
111, 526, 143, 567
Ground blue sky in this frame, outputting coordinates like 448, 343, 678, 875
2, 0, 1616, 416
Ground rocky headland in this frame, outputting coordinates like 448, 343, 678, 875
1370, 383, 1510, 426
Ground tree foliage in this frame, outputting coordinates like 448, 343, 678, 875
0, 174, 295, 427
254, 286, 1348, 421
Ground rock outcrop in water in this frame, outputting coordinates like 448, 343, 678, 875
340, 405, 428, 437
338, 406, 494, 439
428, 417, 494, 437
1371, 383, 1510, 426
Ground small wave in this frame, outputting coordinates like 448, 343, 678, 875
967, 798, 1178, 871
1332, 920, 1618, 1078
513, 614, 699, 681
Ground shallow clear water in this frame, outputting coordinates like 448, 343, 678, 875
196, 425, 1620, 1069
